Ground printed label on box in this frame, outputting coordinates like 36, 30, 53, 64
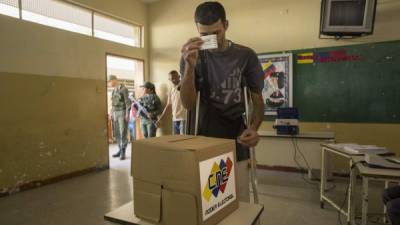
199, 152, 236, 221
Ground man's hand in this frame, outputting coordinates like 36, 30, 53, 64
147, 112, 153, 119
181, 37, 203, 68
238, 128, 260, 147
155, 120, 161, 128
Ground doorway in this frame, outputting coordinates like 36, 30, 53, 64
106, 54, 144, 169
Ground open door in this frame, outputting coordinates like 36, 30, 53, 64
106, 54, 144, 169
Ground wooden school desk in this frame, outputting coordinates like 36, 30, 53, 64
320, 143, 358, 225
352, 156, 400, 225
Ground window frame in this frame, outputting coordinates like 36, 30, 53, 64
0, 0, 143, 48
93, 12, 142, 48
0, 0, 20, 18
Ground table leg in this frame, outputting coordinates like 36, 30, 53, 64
362, 177, 369, 225
383, 181, 389, 224
348, 160, 356, 225
320, 147, 327, 209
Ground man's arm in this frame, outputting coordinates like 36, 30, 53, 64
180, 37, 203, 110
249, 92, 264, 131
239, 49, 265, 147
157, 96, 172, 122
180, 65, 197, 110
239, 91, 264, 147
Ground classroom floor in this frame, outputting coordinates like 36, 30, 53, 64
0, 145, 388, 225
109, 143, 132, 172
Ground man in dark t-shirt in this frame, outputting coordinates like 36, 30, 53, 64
180, 1, 264, 202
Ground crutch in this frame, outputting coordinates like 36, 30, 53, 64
194, 91, 201, 136
243, 86, 260, 204
193, 88, 259, 204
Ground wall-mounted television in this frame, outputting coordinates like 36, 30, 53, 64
320, 0, 377, 36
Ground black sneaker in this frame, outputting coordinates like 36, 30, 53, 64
112, 151, 121, 158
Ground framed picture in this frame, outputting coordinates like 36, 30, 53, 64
258, 53, 293, 115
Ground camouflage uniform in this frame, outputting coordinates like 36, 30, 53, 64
111, 84, 131, 156
138, 93, 161, 138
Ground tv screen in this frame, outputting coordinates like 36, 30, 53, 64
330, 0, 366, 26
321, 0, 377, 36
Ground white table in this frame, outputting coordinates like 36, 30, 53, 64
258, 130, 335, 139
320, 143, 358, 225
352, 156, 400, 225
104, 201, 264, 225
257, 131, 335, 179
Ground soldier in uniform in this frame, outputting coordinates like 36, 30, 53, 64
137, 82, 162, 138
109, 75, 131, 160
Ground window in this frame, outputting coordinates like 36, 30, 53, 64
1, 0, 143, 47
0, 0, 19, 18
94, 13, 141, 47
107, 55, 138, 72
21, 0, 92, 36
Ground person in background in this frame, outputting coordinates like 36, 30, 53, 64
128, 94, 138, 142
383, 185, 400, 225
179, 1, 264, 202
137, 82, 162, 138
109, 75, 131, 160
156, 70, 186, 135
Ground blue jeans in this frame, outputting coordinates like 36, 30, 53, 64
173, 120, 185, 135
141, 122, 157, 138
128, 118, 136, 140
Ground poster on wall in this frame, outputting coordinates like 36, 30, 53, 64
258, 53, 293, 115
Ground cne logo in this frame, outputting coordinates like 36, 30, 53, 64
202, 157, 233, 201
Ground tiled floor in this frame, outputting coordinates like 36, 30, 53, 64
0, 144, 388, 225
